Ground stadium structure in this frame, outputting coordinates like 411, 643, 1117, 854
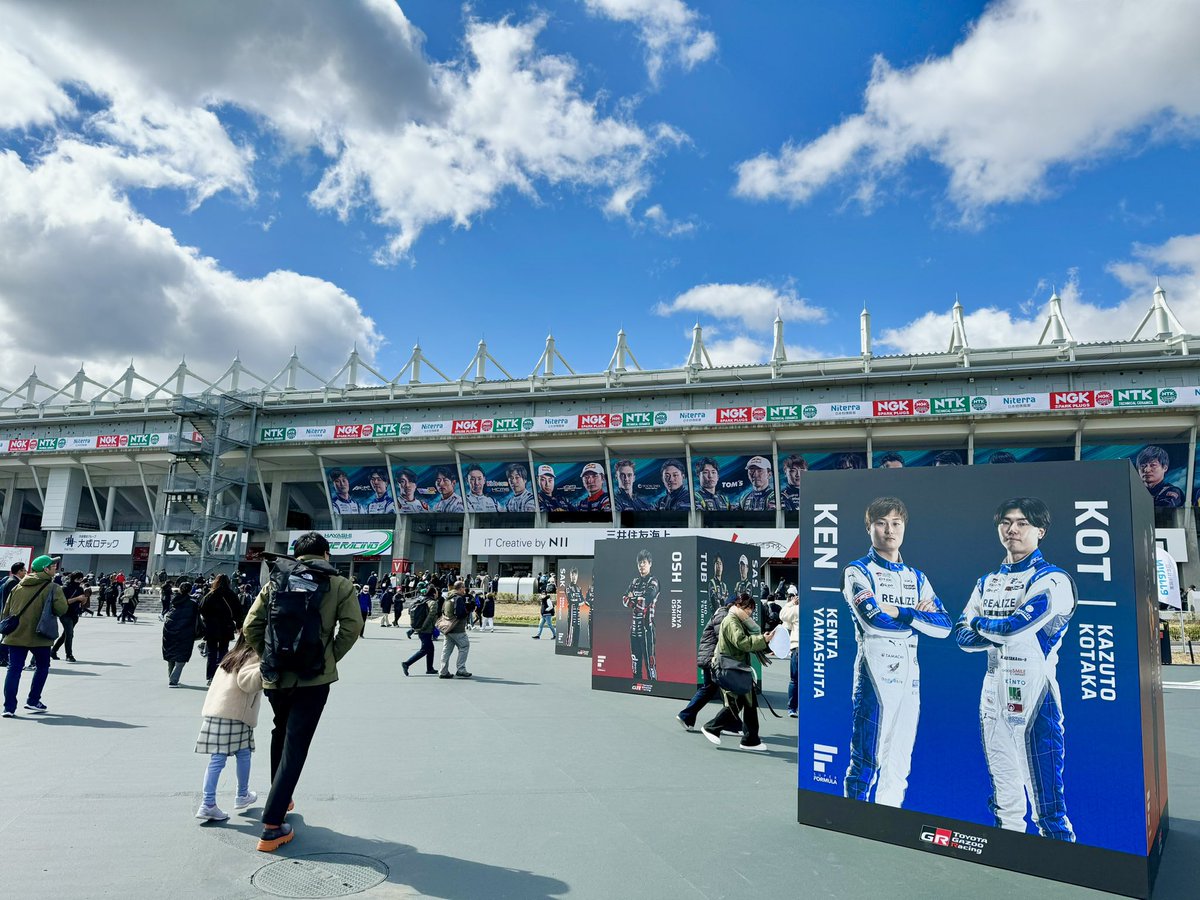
0, 286, 1196, 587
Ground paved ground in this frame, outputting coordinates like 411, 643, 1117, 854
2, 616, 1198, 899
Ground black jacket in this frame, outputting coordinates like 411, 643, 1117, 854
199, 585, 241, 642
162, 595, 200, 662
696, 605, 732, 667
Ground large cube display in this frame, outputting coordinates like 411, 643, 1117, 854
592, 537, 754, 700
797, 461, 1167, 898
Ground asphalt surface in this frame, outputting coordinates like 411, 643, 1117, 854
2, 616, 1198, 899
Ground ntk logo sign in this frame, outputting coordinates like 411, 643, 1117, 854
1114, 388, 1157, 407
766, 405, 801, 422
491, 417, 524, 433
621, 411, 654, 428
931, 396, 969, 414
1159, 388, 1178, 404
366, 423, 403, 439
261, 427, 287, 443
127, 433, 158, 448
873, 399, 912, 417
36, 438, 60, 451
1050, 391, 1093, 410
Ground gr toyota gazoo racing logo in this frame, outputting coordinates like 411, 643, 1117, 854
873, 399, 912, 417
717, 406, 753, 424
452, 419, 483, 435
919, 825, 988, 855
577, 413, 616, 429
1050, 390, 1093, 409
334, 424, 363, 439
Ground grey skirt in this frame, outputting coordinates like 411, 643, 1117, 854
195, 716, 255, 755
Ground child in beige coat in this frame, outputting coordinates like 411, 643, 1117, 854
194, 634, 263, 821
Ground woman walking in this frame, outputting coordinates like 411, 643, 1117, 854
163, 584, 200, 687
51, 572, 86, 662
701, 592, 775, 751
199, 574, 241, 685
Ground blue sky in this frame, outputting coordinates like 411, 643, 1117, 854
1, 0, 1197, 389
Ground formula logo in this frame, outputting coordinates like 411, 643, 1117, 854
578, 413, 616, 429
334, 424, 363, 439
1050, 391, 1093, 410
873, 399, 912, 417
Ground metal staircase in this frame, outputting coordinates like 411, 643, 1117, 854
160, 394, 266, 575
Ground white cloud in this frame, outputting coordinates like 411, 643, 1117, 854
735, 0, 1200, 213
1, 1, 679, 261
0, 149, 380, 389
703, 335, 826, 366
643, 203, 696, 236
656, 282, 826, 330
583, 0, 716, 83
878, 236, 1200, 354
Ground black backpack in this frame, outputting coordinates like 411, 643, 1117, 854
453, 593, 469, 619
261, 555, 332, 682
409, 596, 430, 630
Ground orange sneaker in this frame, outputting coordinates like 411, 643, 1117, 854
256, 823, 294, 852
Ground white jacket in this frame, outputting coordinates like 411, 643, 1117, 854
201, 657, 264, 727
779, 600, 800, 651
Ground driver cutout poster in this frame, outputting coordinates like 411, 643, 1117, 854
797, 462, 1166, 897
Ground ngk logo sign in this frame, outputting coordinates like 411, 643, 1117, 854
717, 407, 752, 424
577, 413, 614, 429
7, 439, 32, 452
873, 399, 912, 417
334, 425, 363, 439
452, 419, 482, 435
96, 434, 123, 449
912, 399, 931, 415
1050, 391, 1093, 410
1094, 390, 1114, 407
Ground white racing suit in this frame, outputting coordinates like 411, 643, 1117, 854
954, 549, 1077, 840
843, 549, 951, 807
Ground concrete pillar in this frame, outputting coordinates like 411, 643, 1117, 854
0, 481, 21, 545
103, 486, 117, 530
40, 467, 83, 530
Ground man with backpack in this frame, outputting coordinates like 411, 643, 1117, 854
243, 532, 362, 852
438, 580, 472, 679
0, 561, 27, 668
401, 585, 439, 676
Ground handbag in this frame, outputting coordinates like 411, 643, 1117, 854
711, 653, 754, 695
435, 614, 456, 634
0, 582, 50, 636
36, 588, 60, 640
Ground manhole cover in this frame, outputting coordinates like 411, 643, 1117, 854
252, 853, 389, 898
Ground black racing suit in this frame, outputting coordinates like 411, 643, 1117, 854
565, 583, 584, 648
622, 574, 659, 680
780, 484, 801, 512
704, 578, 729, 625
656, 486, 691, 511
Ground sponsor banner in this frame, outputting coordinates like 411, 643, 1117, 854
528, 415, 574, 433
325, 464, 397, 515
555, 559, 594, 657
971, 393, 1052, 413
1080, 442, 1189, 509
48, 530, 135, 556
1156, 547, 1181, 609
532, 460, 609, 514
287, 530, 394, 557
296, 425, 336, 441
692, 452, 776, 512
797, 461, 1166, 886
1049, 390, 1095, 410
391, 462, 463, 513
153, 531, 250, 557
461, 460, 538, 513
611, 457, 691, 513
872, 448, 967, 468
715, 406, 766, 425
591, 537, 729, 700
577, 412, 620, 430
466, 526, 799, 559
660, 409, 715, 426
816, 401, 870, 420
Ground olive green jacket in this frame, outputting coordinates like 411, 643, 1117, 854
1, 570, 68, 648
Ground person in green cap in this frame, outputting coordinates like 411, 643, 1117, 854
2, 555, 68, 717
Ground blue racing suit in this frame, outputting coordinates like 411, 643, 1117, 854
954, 549, 1077, 840
843, 548, 951, 807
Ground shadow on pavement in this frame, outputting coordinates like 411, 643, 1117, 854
223, 815, 571, 899
31, 714, 144, 729
465, 676, 538, 686
46, 669, 98, 677
1156, 815, 1200, 893
70, 660, 129, 667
